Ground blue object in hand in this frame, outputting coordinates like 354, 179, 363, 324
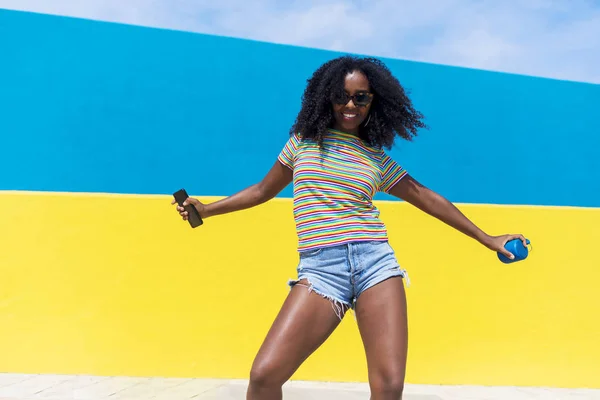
498, 238, 531, 263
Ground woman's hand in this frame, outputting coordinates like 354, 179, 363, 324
481, 234, 528, 260
171, 197, 207, 221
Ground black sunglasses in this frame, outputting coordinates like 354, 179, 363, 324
332, 92, 374, 107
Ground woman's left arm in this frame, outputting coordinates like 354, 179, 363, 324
388, 174, 527, 260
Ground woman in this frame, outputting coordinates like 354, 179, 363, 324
172, 56, 526, 400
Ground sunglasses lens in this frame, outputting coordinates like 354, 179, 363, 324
354, 94, 371, 105
332, 92, 372, 105
333, 93, 349, 104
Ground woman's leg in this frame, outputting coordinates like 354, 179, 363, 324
247, 279, 347, 400
355, 276, 409, 400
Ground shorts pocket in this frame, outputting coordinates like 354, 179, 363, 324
299, 247, 324, 258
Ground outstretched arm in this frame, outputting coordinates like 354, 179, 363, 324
173, 160, 293, 219
388, 174, 526, 259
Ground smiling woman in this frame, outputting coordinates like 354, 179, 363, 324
331, 70, 373, 132
175, 55, 527, 400
290, 56, 427, 149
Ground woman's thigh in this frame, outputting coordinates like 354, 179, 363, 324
355, 276, 409, 390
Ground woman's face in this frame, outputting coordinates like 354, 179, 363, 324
331, 70, 373, 135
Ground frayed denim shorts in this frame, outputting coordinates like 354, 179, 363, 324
288, 240, 410, 319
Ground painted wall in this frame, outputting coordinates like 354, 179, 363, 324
1, 9, 599, 388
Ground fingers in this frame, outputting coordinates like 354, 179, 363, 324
177, 205, 188, 219
507, 233, 528, 247
499, 238, 515, 259
171, 198, 189, 220
501, 233, 527, 259
501, 248, 515, 260
171, 196, 201, 222
183, 197, 197, 206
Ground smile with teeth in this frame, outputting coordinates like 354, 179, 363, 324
342, 112, 358, 119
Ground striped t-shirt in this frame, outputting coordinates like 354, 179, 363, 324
277, 128, 408, 252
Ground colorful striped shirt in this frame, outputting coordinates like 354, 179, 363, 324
277, 129, 408, 252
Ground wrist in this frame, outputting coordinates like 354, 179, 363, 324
476, 231, 493, 246
202, 203, 214, 219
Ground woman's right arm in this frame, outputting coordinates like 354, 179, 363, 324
174, 160, 293, 220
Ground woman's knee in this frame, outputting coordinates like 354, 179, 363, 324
249, 359, 287, 389
370, 371, 405, 398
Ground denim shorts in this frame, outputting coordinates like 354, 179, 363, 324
288, 240, 410, 319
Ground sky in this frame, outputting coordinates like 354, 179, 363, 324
1, 0, 599, 84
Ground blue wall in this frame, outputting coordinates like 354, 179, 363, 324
1, 9, 599, 207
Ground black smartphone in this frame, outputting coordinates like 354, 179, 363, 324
173, 188, 203, 228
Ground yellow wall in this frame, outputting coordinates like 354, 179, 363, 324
1, 190, 598, 388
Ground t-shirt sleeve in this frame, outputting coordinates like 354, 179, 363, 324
277, 133, 300, 170
379, 152, 408, 193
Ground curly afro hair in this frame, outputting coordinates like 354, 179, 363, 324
290, 55, 427, 149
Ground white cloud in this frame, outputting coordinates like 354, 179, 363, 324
1, 0, 599, 83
